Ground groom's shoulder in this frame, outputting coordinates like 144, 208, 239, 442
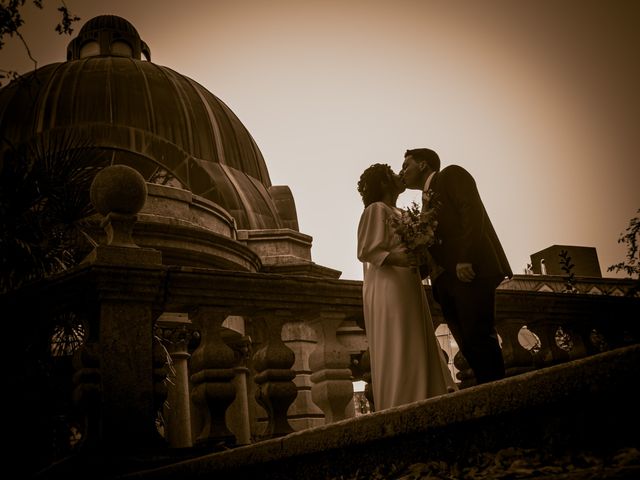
440, 164, 467, 173
441, 164, 470, 177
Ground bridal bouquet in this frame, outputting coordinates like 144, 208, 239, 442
388, 191, 443, 278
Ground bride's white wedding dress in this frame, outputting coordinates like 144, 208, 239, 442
357, 201, 457, 410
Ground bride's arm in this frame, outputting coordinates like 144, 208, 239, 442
358, 203, 414, 267
357, 203, 391, 266
382, 250, 416, 267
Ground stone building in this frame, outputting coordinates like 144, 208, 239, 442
529, 244, 601, 277
1, 14, 339, 278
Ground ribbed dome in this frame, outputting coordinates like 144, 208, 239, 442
0, 16, 296, 231
78, 14, 140, 37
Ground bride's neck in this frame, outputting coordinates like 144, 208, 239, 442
381, 193, 398, 207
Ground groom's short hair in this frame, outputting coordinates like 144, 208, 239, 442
405, 148, 441, 172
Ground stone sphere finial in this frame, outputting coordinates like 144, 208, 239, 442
90, 165, 148, 216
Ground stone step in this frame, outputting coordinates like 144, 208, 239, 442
122, 343, 640, 479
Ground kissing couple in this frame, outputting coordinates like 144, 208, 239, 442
357, 148, 512, 411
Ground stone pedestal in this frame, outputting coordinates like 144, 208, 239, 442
82, 165, 166, 449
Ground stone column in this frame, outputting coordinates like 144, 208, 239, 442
156, 313, 195, 448
308, 312, 354, 423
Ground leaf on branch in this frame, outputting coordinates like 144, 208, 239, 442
55, 5, 80, 36
608, 208, 640, 281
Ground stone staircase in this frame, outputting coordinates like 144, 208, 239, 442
114, 344, 640, 480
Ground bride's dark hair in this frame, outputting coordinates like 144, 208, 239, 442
357, 163, 394, 207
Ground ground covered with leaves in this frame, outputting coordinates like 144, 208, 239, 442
333, 446, 640, 480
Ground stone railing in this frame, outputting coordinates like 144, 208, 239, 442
5, 252, 364, 455
9, 248, 639, 462
453, 289, 639, 388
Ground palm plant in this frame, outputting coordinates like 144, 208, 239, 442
0, 132, 107, 293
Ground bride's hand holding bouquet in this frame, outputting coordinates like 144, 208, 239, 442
388, 191, 443, 279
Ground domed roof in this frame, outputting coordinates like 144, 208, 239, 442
0, 15, 297, 231
78, 14, 140, 37
66, 14, 151, 61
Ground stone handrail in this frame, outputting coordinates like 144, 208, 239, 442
6, 261, 639, 457
4, 259, 366, 448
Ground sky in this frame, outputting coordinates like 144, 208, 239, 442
1, 0, 638, 281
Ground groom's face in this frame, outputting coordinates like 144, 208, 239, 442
400, 155, 426, 190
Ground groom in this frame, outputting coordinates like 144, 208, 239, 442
400, 148, 512, 384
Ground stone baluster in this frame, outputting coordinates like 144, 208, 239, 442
308, 312, 354, 423
229, 364, 252, 445
336, 316, 368, 417
252, 310, 298, 439
528, 320, 570, 367
155, 313, 195, 448
560, 321, 589, 360
496, 319, 535, 376
220, 320, 252, 445
360, 348, 375, 411
189, 308, 238, 447
281, 320, 324, 430
350, 315, 374, 412
574, 320, 608, 356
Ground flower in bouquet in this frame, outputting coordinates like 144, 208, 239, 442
388, 192, 439, 266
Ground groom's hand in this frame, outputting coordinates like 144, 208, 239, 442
456, 263, 475, 282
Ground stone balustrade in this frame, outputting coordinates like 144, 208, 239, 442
7, 261, 638, 459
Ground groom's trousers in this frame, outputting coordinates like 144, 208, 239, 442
432, 271, 505, 385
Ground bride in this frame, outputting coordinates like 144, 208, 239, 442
357, 163, 457, 411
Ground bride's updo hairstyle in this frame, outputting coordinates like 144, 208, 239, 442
357, 163, 394, 207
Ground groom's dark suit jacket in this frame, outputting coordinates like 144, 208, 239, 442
428, 165, 512, 282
